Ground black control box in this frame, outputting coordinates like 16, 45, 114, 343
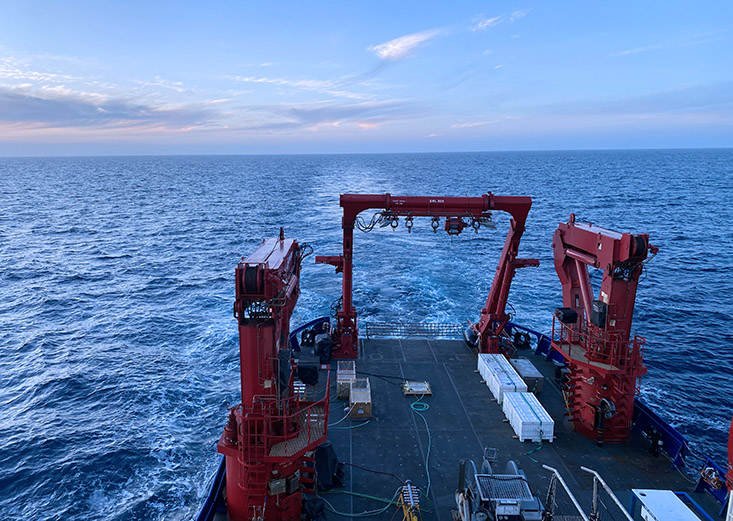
554, 307, 578, 324
591, 300, 608, 328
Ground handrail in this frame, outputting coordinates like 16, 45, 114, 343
541, 465, 589, 521
551, 317, 644, 370
580, 466, 633, 521
363, 321, 463, 339
235, 371, 330, 458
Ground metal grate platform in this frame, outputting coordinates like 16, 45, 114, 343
476, 474, 534, 502
268, 405, 326, 458
363, 321, 463, 339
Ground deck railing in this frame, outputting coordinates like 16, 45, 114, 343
235, 370, 330, 467
551, 316, 644, 372
363, 321, 463, 339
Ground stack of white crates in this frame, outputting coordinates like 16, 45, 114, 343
502, 391, 554, 442
477, 354, 527, 404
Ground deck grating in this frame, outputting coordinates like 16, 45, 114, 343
268, 405, 325, 458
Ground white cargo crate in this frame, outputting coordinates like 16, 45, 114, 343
477, 354, 527, 403
502, 392, 554, 442
349, 378, 372, 419
336, 361, 356, 400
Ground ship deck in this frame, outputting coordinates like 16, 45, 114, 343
319, 337, 719, 520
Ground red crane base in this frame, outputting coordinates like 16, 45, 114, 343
564, 364, 637, 444
552, 318, 646, 444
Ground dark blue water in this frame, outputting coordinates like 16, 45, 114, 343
1, 150, 731, 520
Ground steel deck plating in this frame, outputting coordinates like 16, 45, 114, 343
318, 337, 720, 520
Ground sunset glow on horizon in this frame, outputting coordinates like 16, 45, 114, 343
1, 1, 732, 155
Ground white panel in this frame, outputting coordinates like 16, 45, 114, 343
502, 392, 554, 442
478, 354, 527, 403
632, 489, 701, 521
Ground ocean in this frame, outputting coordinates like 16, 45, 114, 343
1, 150, 731, 520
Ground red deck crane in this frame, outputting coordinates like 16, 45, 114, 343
217, 229, 329, 521
551, 214, 658, 444
317, 192, 538, 357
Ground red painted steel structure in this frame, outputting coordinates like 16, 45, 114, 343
551, 214, 658, 444
218, 229, 329, 521
317, 192, 538, 357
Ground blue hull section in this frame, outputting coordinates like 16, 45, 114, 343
195, 456, 225, 521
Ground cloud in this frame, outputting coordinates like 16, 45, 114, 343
0, 86, 219, 131
472, 16, 503, 31
614, 44, 664, 57
0, 57, 80, 83
135, 76, 186, 93
242, 99, 422, 132
451, 121, 491, 129
510, 9, 532, 22
368, 30, 440, 61
472, 9, 530, 31
232, 74, 369, 100
614, 30, 728, 57
535, 82, 733, 117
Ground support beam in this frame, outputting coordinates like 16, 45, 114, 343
317, 192, 538, 358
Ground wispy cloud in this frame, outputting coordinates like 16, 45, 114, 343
0, 57, 80, 84
451, 121, 491, 129
510, 9, 532, 22
231, 75, 369, 100
241, 99, 422, 132
472, 16, 503, 31
134, 76, 186, 93
534, 82, 733, 119
368, 30, 440, 61
614, 30, 728, 57
0, 85, 219, 131
472, 8, 531, 31
614, 43, 664, 57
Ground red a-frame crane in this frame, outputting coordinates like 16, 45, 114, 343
316, 192, 538, 357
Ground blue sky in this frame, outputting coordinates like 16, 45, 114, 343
0, 1, 731, 155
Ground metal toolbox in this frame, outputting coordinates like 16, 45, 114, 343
510, 358, 544, 394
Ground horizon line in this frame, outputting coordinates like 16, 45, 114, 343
1, 145, 732, 160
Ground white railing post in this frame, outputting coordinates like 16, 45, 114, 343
580, 466, 634, 521
541, 465, 590, 521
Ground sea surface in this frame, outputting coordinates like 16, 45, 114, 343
1, 150, 731, 520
